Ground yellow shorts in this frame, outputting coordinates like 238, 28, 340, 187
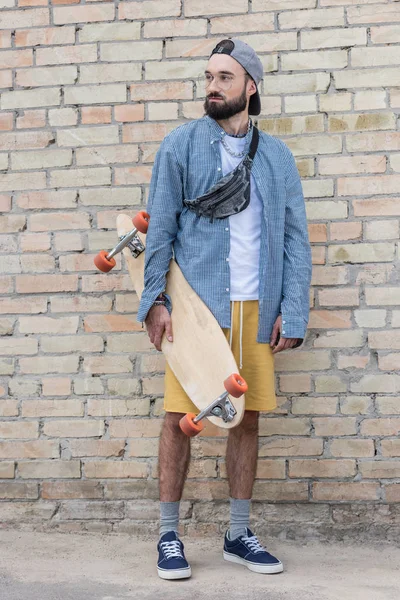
164, 300, 277, 414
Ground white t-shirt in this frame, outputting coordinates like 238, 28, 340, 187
218, 134, 263, 300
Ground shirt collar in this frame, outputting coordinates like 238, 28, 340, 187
204, 115, 253, 142
204, 115, 226, 142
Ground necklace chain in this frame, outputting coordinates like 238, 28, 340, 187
220, 120, 252, 158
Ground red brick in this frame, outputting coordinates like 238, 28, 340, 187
81, 106, 112, 124
309, 310, 352, 328
15, 26, 75, 47
29, 212, 89, 231
16, 274, 78, 294
308, 223, 327, 243
16, 109, 46, 129
330, 221, 362, 241
122, 122, 178, 143
84, 315, 142, 332
114, 105, 145, 123
0, 113, 13, 131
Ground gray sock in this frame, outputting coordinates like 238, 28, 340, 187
159, 501, 180, 538
229, 498, 250, 540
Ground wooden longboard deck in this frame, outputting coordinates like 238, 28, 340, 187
117, 214, 245, 429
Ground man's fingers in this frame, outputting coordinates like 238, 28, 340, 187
165, 318, 173, 343
154, 331, 162, 351
272, 339, 285, 354
270, 324, 279, 347
272, 338, 299, 353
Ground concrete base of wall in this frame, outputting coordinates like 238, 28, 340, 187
0, 501, 399, 545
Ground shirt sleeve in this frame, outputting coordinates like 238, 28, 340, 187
136, 136, 183, 323
280, 145, 312, 345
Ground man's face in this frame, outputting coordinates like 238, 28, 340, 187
203, 54, 255, 120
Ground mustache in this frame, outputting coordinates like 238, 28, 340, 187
207, 94, 225, 100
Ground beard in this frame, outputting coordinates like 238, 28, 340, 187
204, 84, 248, 120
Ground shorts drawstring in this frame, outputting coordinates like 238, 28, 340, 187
239, 300, 243, 370
229, 301, 244, 370
229, 301, 234, 350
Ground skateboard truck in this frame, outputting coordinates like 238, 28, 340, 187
179, 373, 248, 437
195, 392, 237, 423
94, 211, 150, 272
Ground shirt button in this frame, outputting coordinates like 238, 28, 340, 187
226, 288, 229, 292
282, 330, 286, 335
225, 227, 229, 231
282, 320, 286, 324
217, 167, 221, 171
210, 141, 214, 145
226, 258, 229, 261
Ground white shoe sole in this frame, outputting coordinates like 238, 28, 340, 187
223, 551, 283, 574
157, 566, 192, 580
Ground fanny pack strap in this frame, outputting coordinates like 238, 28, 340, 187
248, 125, 259, 162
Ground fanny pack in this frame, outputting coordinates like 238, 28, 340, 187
183, 125, 259, 223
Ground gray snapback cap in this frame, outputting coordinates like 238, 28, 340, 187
210, 38, 263, 116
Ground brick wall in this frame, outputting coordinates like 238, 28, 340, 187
1, 0, 400, 541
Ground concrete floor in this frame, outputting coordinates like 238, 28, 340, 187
0, 529, 399, 600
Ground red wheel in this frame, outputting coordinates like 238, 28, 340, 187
224, 373, 248, 398
132, 211, 150, 234
94, 250, 116, 273
179, 413, 204, 437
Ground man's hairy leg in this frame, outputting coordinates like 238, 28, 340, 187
159, 412, 191, 502
226, 410, 259, 499
225, 411, 259, 539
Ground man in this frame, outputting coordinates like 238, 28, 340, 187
136, 38, 312, 580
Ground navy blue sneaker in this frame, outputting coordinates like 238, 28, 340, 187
223, 528, 283, 574
157, 531, 191, 580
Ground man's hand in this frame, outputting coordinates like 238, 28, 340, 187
145, 305, 173, 351
270, 315, 301, 354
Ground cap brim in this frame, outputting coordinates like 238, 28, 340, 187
249, 88, 261, 116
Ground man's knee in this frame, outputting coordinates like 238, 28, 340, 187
162, 412, 187, 433
233, 410, 259, 435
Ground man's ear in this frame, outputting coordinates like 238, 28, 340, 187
247, 78, 257, 97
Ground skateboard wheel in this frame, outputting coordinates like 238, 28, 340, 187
94, 250, 116, 273
132, 211, 150, 234
224, 373, 248, 398
179, 413, 204, 437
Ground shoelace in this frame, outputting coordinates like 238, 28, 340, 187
160, 540, 184, 560
242, 535, 266, 554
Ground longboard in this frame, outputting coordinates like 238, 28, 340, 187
94, 212, 245, 435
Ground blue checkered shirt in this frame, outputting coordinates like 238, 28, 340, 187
137, 116, 312, 343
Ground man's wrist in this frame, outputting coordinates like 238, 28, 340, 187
152, 293, 167, 307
